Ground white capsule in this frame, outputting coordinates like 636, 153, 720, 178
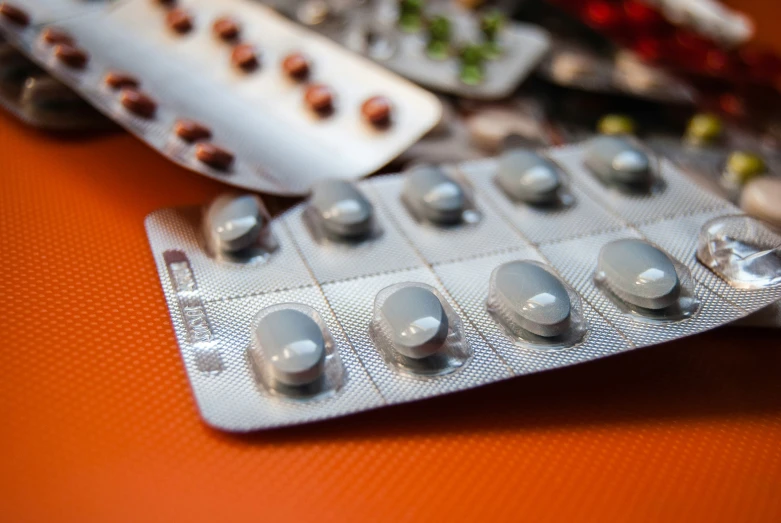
205, 193, 265, 253
402, 166, 465, 225
496, 150, 562, 204
584, 136, 652, 187
310, 179, 374, 239
255, 308, 326, 387
491, 261, 572, 337
379, 286, 449, 359
598, 240, 680, 310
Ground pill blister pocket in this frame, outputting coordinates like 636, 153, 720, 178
146, 140, 781, 431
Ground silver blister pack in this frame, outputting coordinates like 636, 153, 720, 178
2, 0, 441, 196
146, 139, 781, 431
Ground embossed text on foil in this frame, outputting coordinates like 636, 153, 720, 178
163, 250, 224, 374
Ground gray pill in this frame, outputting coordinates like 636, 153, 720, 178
255, 308, 326, 386
598, 239, 680, 310
402, 166, 465, 225
380, 286, 449, 359
310, 179, 373, 239
496, 150, 563, 204
584, 136, 652, 186
205, 193, 265, 253
492, 261, 571, 337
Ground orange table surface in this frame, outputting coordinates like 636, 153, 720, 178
3, 53, 781, 523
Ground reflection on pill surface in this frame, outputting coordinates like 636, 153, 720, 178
380, 286, 449, 359
205, 194, 264, 253
599, 239, 680, 310
403, 167, 465, 225
492, 261, 571, 337
584, 136, 651, 186
310, 180, 373, 239
256, 309, 326, 387
496, 150, 562, 204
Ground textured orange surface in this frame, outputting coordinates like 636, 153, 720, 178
2, 76, 781, 523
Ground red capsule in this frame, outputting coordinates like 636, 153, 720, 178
104, 71, 140, 90
120, 88, 157, 118
231, 43, 259, 72
174, 119, 212, 142
0, 2, 29, 27
166, 8, 193, 34
304, 84, 334, 115
195, 143, 234, 170
361, 96, 392, 127
54, 44, 89, 69
212, 16, 240, 41
282, 52, 310, 81
41, 27, 74, 46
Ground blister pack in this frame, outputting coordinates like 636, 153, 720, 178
537, 40, 695, 104
146, 136, 781, 431
0, 0, 441, 195
337, 0, 550, 100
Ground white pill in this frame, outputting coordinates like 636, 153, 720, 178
491, 261, 571, 337
255, 308, 326, 387
402, 167, 465, 225
380, 286, 449, 359
496, 150, 562, 204
310, 180, 374, 239
740, 177, 781, 229
584, 136, 652, 186
205, 193, 265, 253
598, 239, 680, 310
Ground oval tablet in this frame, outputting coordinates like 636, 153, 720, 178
402, 167, 465, 225
491, 261, 571, 337
205, 193, 265, 253
255, 309, 326, 387
598, 239, 680, 310
496, 150, 562, 204
380, 286, 449, 359
584, 136, 652, 187
310, 180, 373, 239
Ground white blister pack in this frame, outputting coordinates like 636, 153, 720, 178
1, 0, 441, 196
146, 137, 781, 431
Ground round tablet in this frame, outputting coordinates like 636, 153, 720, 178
380, 286, 449, 359
204, 193, 265, 253
496, 150, 562, 204
598, 239, 680, 310
724, 151, 766, 185
255, 309, 326, 387
310, 180, 373, 239
685, 113, 723, 145
402, 167, 465, 225
492, 261, 571, 337
584, 136, 652, 187
597, 114, 635, 136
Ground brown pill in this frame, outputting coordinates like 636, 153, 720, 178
166, 8, 193, 34
304, 84, 334, 115
195, 143, 234, 170
174, 119, 212, 142
231, 43, 258, 72
104, 71, 140, 90
154, 0, 176, 5
282, 52, 310, 81
212, 16, 240, 41
120, 88, 157, 118
361, 96, 392, 127
54, 44, 89, 69
41, 27, 74, 46
0, 2, 29, 27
